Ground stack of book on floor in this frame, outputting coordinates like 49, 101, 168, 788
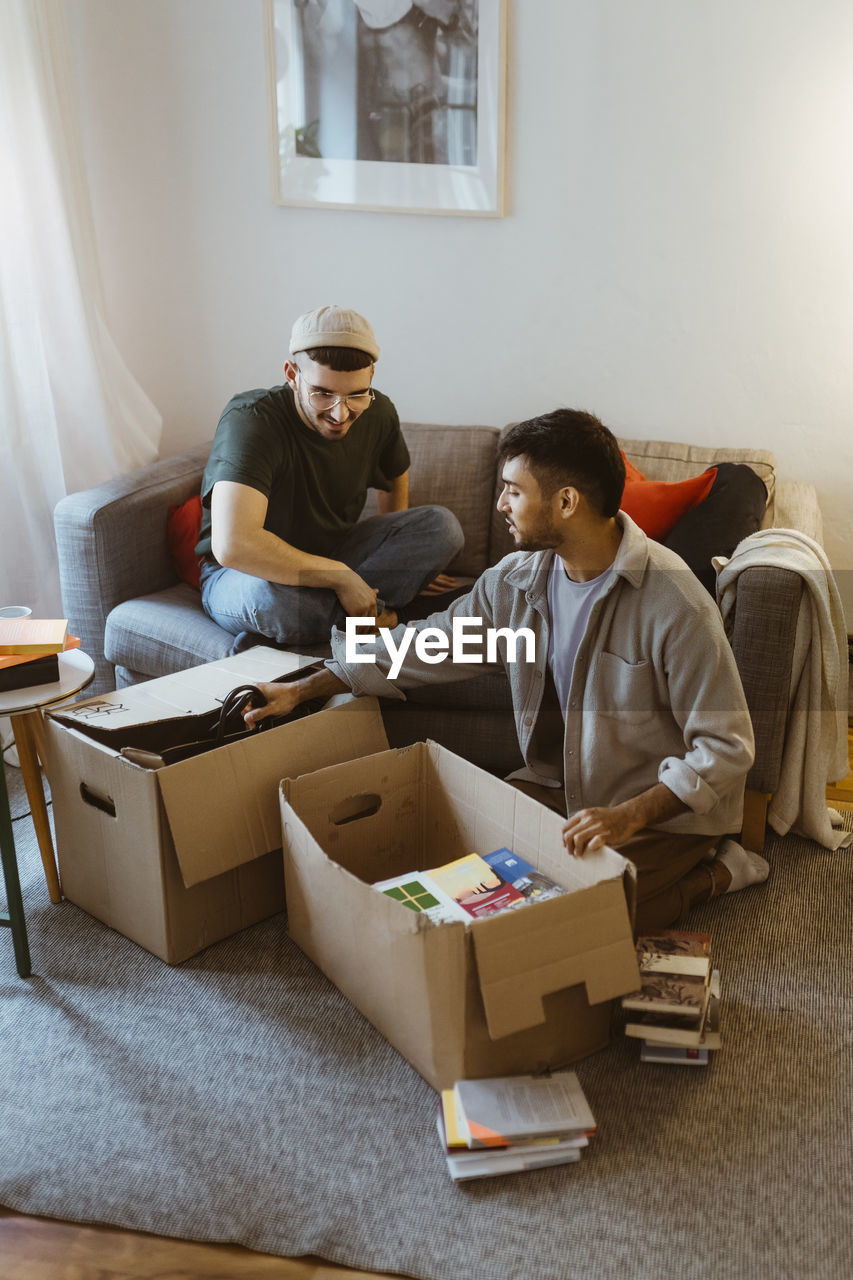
437, 1072, 596, 1181
0, 619, 72, 694
375, 846, 567, 924
621, 930, 721, 1065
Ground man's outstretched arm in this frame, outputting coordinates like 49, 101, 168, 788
211, 480, 379, 617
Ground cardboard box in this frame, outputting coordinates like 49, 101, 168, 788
280, 739, 640, 1092
44, 649, 386, 963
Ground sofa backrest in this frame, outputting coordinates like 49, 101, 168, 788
363, 422, 501, 577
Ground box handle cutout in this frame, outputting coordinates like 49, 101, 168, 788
79, 781, 116, 818
330, 793, 382, 826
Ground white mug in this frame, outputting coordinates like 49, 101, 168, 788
0, 605, 32, 618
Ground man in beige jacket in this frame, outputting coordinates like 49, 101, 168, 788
245, 408, 769, 932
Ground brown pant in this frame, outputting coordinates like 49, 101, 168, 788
508, 779, 718, 935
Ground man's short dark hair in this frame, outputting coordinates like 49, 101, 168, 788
301, 346, 374, 372
499, 409, 626, 518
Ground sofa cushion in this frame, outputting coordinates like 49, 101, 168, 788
620, 466, 717, 540
663, 462, 768, 593
619, 437, 776, 517
104, 585, 235, 680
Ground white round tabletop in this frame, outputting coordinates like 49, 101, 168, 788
0, 649, 96, 717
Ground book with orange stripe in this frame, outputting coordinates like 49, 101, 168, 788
453, 1072, 596, 1149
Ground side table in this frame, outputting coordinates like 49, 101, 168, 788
0, 651, 95, 975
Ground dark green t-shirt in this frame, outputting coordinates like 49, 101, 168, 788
196, 384, 410, 561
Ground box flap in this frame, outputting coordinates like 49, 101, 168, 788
158, 697, 388, 888
47, 647, 314, 732
471, 864, 639, 1041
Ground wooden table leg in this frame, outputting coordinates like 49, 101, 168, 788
10, 711, 62, 904
741, 787, 770, 854
27, 709, 51, 788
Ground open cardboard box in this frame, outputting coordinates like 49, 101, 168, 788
43, 649, 386, 963
281, 737, 641, 1092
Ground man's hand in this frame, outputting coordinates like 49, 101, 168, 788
561, 783, 689, 856
242, 667, 349, 729
561, 804, 644, 856
243, 681, 302, 728
333, 567, 380, 618
419, 573, 458, 596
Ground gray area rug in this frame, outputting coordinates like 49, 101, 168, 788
2, 767, 852, 1280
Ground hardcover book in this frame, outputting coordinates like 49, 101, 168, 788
620, 968, 710, 1020
636, 930, 712, 977
640, 1043, 710, 1066
629, 971, 722, 1049
0, 651, 60, 693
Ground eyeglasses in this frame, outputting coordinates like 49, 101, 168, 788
298, 372, 375, 413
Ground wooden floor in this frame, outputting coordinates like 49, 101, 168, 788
0, 1207, 397, 1280
4, 729, 853, 1279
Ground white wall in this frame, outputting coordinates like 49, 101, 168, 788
67, 0, 853, 623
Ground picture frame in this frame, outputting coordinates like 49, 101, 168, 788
264, 0, 507, 216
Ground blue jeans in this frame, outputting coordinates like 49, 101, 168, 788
200, 505, 464, 646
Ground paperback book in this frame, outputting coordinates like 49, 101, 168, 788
0, 618, 68, 656
437, 1073, 595, 1181
453, 1072, 596, 1147
422, 852, 526, 919
482, 847, 567, 904
374, 872, 469, 925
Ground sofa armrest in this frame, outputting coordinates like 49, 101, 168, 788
769, 481, 823, 544
53, 444, 210, 692
726, 564, 804, 797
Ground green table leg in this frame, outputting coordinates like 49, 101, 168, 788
0, 757, 31, 978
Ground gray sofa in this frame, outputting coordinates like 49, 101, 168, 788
54, 424, 823, 848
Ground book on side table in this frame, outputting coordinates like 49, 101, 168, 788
0, 625, 80, 694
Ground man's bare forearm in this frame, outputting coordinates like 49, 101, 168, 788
215, 525, 349, 590
618, 782, 689, 831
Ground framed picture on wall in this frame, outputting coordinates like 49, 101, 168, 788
264, 0, 507, 216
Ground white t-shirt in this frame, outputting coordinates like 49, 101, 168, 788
547, 554, 611, 718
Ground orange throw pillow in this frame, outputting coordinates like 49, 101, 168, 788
167, 494, 203, 590
620, 455, 717, 541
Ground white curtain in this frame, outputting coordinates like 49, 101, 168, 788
0, 0, 162, 619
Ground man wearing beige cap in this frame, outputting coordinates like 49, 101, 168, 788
196, 305, 463, 648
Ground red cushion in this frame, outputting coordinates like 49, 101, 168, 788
620, 462, 718, 541
167, 494, 203, 590
622, 453, 647, 484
